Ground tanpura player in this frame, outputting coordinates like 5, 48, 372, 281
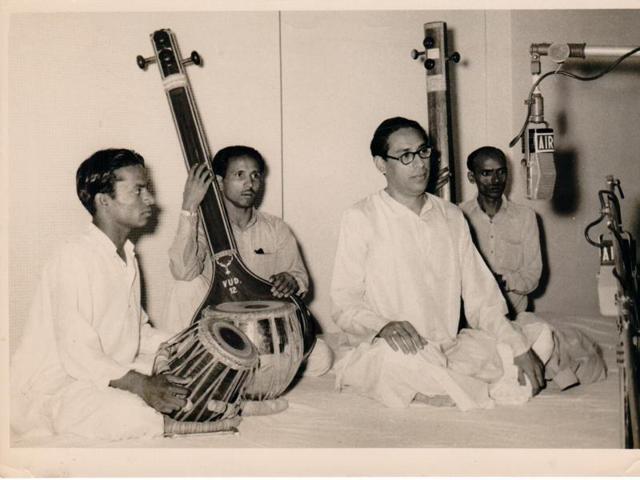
163, 145, 333, 379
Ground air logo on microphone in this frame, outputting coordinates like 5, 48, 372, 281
531, 128, 555, 153
523, 127, 556, 200
599, 237, 615, 266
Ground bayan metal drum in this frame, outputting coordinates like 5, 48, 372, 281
204, 301, 304, 401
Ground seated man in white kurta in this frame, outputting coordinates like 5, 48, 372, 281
331, 117, 547, 410
10, 149, 189, 440
163, 145, 332, 377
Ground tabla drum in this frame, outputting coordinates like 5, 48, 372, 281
153, 316, 258, 425
204, 301, 304, 401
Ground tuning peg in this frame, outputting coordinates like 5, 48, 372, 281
136, 55, 156, 70
423, 37, 435, 49
411, 49, 425, 60
413, 36, 437, 61
608, 177, 624, 199
182, 50, 202, 67
447, 52, 461, 63
424, 59, 435, 70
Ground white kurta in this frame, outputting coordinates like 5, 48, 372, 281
11, 224, 170, 440
331, 191, 536, 409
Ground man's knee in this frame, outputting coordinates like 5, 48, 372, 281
301, 337, 334, 377
52, 382, 164, 440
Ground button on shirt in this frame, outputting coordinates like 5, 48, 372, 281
331, 190, 527, 356
460, 197, 542, 314
168, 209, 309, 294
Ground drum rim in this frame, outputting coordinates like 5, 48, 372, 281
213, 300, 296, 316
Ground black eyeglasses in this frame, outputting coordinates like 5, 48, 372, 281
385, 146, 432, 166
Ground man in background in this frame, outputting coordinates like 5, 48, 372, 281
460, 146, 542, 318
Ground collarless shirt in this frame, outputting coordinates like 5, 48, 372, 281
12, 223, 167, 402
331, 190, 527, 356
460, 197, 542, 313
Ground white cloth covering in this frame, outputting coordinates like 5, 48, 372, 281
11, 314, 618, 450
331, 190, 539, 409
11, 224, 169, 439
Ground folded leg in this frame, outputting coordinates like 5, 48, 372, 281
49, 381, 164, 440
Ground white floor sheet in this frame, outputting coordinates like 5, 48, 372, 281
11, 313, 620, 449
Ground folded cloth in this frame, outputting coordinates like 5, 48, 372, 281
514, 312, 607, 390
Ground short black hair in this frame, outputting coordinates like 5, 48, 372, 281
212, 146, 266, 178
466, 146, 507, 172
76, 148, 145, 215
370, 117, 429, 158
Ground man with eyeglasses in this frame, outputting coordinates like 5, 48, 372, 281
330, 117, 546, 411
460, 146, 542, 318
163, 145, 333, 378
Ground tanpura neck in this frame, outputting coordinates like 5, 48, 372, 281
477, 195, 502, 219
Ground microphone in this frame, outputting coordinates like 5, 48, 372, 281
521, 92, 556, 200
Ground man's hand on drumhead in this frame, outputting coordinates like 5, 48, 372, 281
141, 373, 191, 414
377, 321, 428, 355
269, 272, 298, 298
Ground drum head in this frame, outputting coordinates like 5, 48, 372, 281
198, 318, 258, 368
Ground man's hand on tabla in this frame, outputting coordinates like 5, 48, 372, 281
141, 373, 191, 414
378, 321, 428, 355
269, 272, 298, 298
513, 349, 546, 396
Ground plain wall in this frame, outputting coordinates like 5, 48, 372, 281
280, 10, 514, 331
7, 9, 640, 352
8, 12, 283, 349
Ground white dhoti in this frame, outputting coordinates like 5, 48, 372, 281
12, 356, 165, 441
12, 383, 164, 441
335, 323, 552, 411
47, 382, 165, 440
